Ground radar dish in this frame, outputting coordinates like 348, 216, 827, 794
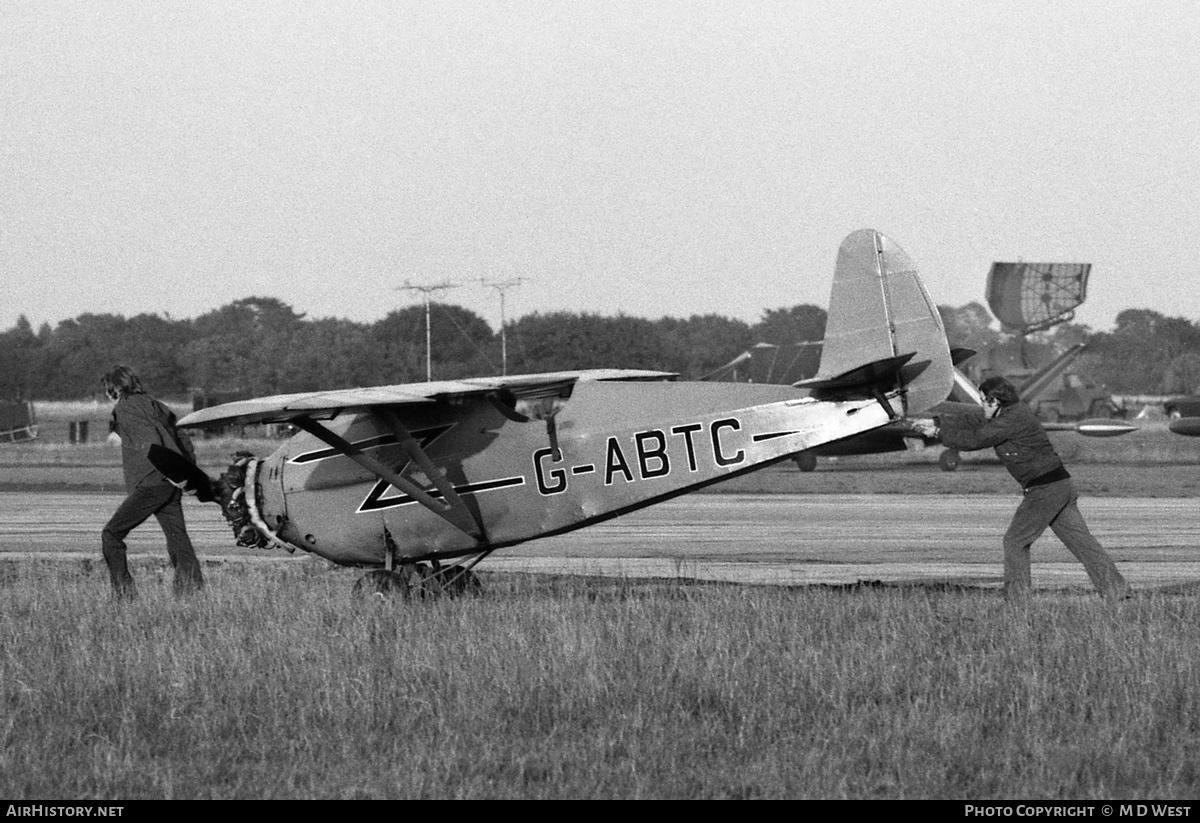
986, 262, 1090, 333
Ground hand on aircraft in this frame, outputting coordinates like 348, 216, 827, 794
911, 418, 939, 438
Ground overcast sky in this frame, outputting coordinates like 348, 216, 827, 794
4, 1, 1198, 336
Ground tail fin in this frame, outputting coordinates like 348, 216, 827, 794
799, 229, 953, 417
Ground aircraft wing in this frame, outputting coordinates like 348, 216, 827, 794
177, 369, 677, 429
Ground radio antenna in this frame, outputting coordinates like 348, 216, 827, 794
479, 277, 525, 376
398, 280, 459, 381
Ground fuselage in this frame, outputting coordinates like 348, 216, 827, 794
248, 380, 896, 567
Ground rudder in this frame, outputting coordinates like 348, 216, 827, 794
804, 229, 953, 417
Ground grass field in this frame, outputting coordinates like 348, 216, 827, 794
3, 566, 1200, 799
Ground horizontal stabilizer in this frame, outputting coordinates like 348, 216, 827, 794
795, 352, 918, 393
148, 444, 216, 502
950, 347, 977, 366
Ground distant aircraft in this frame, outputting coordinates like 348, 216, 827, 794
157, 229, 954, 598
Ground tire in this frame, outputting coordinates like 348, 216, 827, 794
794, 452, 818, 472
938, 449, 960, 472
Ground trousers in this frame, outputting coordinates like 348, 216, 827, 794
1002, 478, 1130, 599
101, 483, 204, 599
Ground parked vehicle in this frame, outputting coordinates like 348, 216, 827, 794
1163, 395, 1200, 419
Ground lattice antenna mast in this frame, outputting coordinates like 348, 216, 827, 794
398, 280, 459, 382
479, 277, 525, 376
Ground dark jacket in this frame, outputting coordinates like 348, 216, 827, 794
110, 394, 195, 491
938, 402, 1065, 489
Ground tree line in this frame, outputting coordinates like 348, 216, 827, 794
1, 296, 1198, 401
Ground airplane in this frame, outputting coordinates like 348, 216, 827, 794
157, 228, 955, 598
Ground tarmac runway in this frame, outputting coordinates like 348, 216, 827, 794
3, 490, 1200, 592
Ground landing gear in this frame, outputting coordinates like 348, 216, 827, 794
937, 448, 960, 472
352, 562, 483, 600
356, 530, 488, 600
427, 565, 483, 598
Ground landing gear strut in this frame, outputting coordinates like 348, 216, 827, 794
427, 564, 483, 597
352, 562, 484, 600
354, 529, 488, 600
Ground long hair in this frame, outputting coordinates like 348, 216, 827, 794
100, 365, 145, 401
978, 376, 1020, 408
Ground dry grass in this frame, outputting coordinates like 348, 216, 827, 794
2, 561, 1199, 799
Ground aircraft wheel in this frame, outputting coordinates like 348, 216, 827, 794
937, 449, 960, 472
794, 452, 817, 472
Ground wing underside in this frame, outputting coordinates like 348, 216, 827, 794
177, 369, 677, 429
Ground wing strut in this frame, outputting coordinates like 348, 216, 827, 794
291, 415, 483, 543
375, 407, 484, 530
